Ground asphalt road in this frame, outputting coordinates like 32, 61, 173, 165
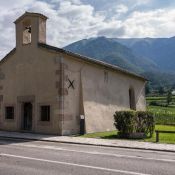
0, 138, 175, 175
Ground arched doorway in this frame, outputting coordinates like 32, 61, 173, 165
129, 88, 136, 110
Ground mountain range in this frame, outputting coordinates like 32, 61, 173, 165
115, 37, 175, 73
64, 36, 175, 91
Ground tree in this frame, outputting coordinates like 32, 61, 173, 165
172, 83, 175, 90
158, 86, 164, 95
145, 83, 151, 95
167, 90, 172, 106
145, 85, 150, 95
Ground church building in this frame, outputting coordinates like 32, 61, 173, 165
0, 12, 146, 135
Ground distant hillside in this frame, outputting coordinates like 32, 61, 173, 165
116, 37, 175, 73
64, 37, 157, 74
64, 37, 175, 91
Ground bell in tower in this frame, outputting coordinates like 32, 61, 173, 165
23, 19, 32, 45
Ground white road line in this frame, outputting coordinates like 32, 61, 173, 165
3, 143, 175, 163
0, 153, 151, 175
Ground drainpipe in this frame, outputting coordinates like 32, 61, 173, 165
60, 55, 64, 135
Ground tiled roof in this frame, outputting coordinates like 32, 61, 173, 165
0, 43, 147, 81
14, 12, 48, 24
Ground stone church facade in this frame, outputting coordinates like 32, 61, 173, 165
0, 12, 146, 135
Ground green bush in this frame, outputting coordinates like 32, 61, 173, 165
114, 111, 155, 138
113, 111, 135, 137
136, 111, 155, 137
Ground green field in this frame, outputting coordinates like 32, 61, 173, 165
147, 105, 175, 125
80, 125, 175, 144
146, 96, 175, 106
146, 96, 175, 125
146, 96, 175, 101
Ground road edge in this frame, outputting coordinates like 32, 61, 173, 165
0, 135, 175, 153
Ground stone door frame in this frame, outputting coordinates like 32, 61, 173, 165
17, 95, 35, 132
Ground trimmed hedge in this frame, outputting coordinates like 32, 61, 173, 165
114, 111, 155, 138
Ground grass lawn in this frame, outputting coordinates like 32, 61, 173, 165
144, 125, 175, 144
80, 125, 175, 144
80, 130, 118, 139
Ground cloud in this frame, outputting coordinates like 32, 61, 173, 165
0, 0, 175, 59
45, 1, 106, 46
0, 0, 36, 58
51, 0, 81, 5
115, 4, 128, 14
122, 9, 175, 37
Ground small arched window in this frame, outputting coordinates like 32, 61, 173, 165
129, 87, 136, 110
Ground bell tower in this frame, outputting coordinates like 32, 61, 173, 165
14, 12, 48, 49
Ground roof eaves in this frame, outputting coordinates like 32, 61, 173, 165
0, 48, 16, 65
38, 43, 147, 81
14, 11, 48, 24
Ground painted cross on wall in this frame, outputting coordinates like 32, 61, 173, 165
68, 78, 75, 89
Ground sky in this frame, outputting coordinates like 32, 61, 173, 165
1, 0, 175, 58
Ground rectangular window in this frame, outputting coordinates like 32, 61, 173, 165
104, 71, 108, 83
5, 106, 14, 119
40, 105, 50, 121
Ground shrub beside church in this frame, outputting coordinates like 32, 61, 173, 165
114, 111, 155, 138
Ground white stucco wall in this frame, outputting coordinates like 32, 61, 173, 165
63, 54, 146, 134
